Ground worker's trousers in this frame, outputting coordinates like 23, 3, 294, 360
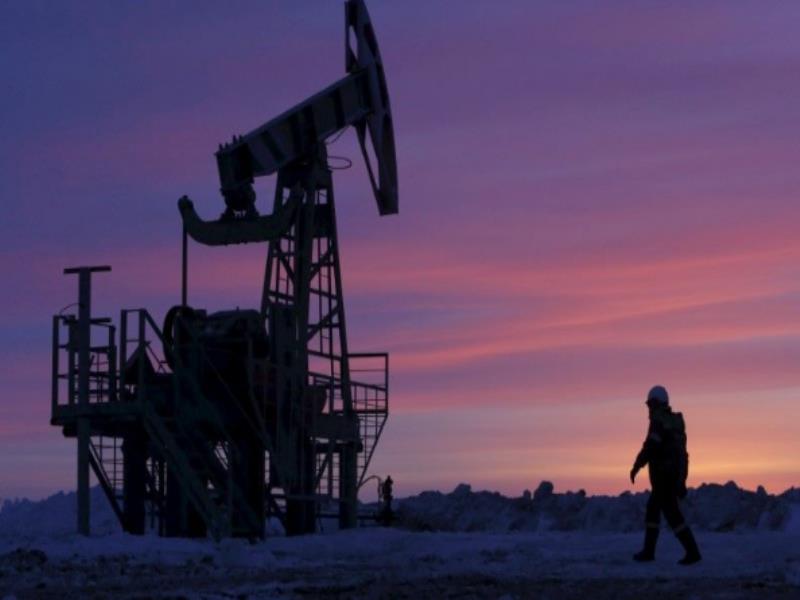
645, 481, 686, 533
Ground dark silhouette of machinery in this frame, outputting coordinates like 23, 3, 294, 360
50, 0, 397, 539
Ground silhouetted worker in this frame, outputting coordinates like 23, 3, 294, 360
379, 475, 394, 526
630, 385, 701, 565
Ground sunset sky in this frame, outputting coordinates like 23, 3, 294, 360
2, 1, 799, 500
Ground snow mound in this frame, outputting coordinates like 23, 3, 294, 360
395, 481, 799, 533
2, 482, 797, 540
0, 487, 121, 542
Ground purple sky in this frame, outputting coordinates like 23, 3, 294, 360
2, 1, 800, 500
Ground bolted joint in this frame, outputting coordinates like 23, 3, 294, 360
220, 183, 258, 219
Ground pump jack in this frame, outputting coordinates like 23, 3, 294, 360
51, 0, 397, 539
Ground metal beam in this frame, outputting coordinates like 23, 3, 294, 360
63, 265, 110, 536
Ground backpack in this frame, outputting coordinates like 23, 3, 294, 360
671, 412, 689, 498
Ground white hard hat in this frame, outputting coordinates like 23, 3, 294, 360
646, 385, 669, 406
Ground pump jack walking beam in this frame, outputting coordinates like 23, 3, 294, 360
194, 0, 397, 227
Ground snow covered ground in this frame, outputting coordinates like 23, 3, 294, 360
1, 483, 799, 598
2, 528, 799, 598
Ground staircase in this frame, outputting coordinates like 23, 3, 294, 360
349, 353, 389, 487
88, 436, 125, 524
123, 309, 263, 540
141, 404, 230, 539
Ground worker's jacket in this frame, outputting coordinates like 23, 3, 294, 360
633, 407, 687, 490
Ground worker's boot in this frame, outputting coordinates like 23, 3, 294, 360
675, 525, 701, 565
633, 526, 658, 562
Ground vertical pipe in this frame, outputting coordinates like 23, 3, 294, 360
108, 325, 117, 402
76, 270, 91, 536
122, 433, 146, 535
51, 316, 60, 416
137, 311, 146, 404
63, 265, 110, 537
119, 311, 128, 394
67, 322, 76, 406
325, 173, 358, 530
384, 353, 389, 394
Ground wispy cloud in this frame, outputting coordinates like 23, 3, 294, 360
3, 0, 800, 497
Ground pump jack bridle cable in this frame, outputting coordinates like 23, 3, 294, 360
325, 126, 349, 146
325, 127, 354, 170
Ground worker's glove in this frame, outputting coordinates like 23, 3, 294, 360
629, 467, 638, 484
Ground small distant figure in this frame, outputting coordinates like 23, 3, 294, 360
379, 475, 394, 526
630, 385, 701, 565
